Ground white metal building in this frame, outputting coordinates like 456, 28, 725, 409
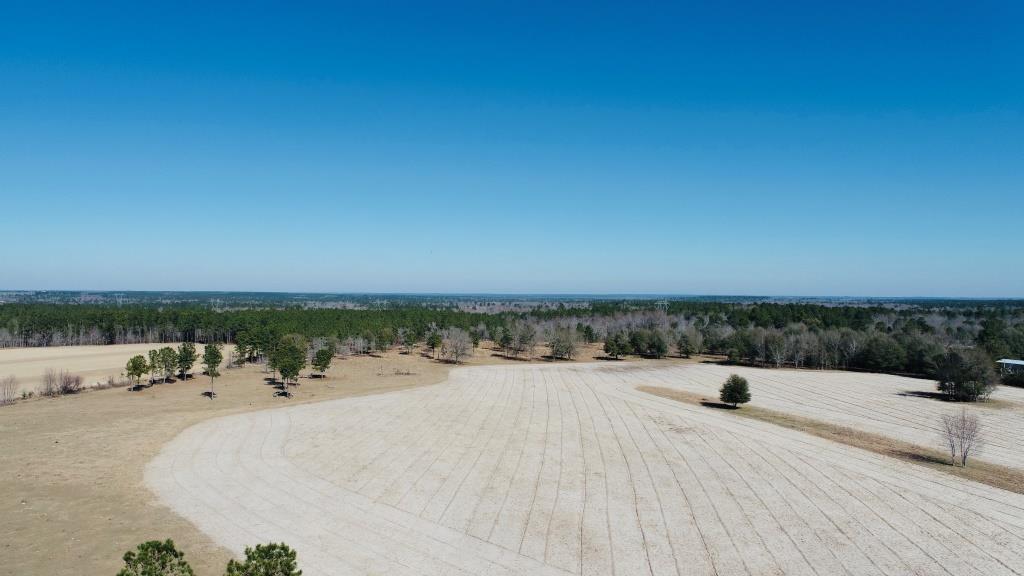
997, 358, 1024, 374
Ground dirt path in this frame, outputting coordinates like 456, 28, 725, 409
149, 363, 1024, 575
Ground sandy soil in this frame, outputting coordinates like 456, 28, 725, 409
149, 362, 1024, 575
0, 342, 227, 394
0, 343, 609, 576
625, 363, 1024, 470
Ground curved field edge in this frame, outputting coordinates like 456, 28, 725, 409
147, 362, 1024, 576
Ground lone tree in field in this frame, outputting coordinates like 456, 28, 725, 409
177, 342, 197, 380
203, 343, 223, 398
940, 408, 983, 467
935, 349, 997, 402
126, 355, 148, 390
117, 539, 194, 576
719, 374, 751, 408
225, 542, 301, 576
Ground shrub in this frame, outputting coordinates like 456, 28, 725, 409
719, 374, 751, 407
117, 539, 194, 576
225, 543, 302, 576
603, 332, 628, 359
38, 369, 82, 397
58, 371, 83, 395
1, 375, 17, 405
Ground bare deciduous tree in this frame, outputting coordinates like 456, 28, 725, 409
765, 330, 789, 368
685, 326, 704, 356
440, 327, 472, 364
940, 408, 983, 467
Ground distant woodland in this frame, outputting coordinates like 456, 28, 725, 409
1, 298, 1023, 382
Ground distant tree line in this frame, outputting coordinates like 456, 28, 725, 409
0, 304, 504, 348
3, 301, 1023, 392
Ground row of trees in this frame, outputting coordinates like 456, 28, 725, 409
0, 303, 503, 348
118, 539, 300, 576
604, 328, 671, 359
125, 343, 199, 388
125, 342, 221, 397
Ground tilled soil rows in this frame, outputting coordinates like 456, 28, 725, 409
149, 363, 1024, 575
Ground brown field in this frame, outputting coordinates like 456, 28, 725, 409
0, 342, 610, 576
5, 350, 1024, 576
0, 342, 226, 395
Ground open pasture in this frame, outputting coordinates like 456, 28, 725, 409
149, 362, 1024, 576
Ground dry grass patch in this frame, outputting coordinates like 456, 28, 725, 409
638, 384, 1024, 495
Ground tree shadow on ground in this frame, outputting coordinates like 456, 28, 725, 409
201, 390, 216, 399
700, 400, 740, 410
488, 353, 532, 361
891, 449, 951, 466
897, 390, 955, 402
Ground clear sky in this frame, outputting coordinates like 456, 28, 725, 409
1, 1, 1021, 297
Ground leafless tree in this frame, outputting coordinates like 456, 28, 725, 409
765, 329, 789, 368
940, 408, 983, 467
818, 329, 842, 369
509, 320, 537, 359
839, 328, 863, 368
440, 327, 472, 364
0, 376, 17, 405
39, 368, 60, 397
685, 326, 704, 356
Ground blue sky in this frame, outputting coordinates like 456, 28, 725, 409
2, 1, 1021, 296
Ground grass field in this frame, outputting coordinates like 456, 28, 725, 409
149, 362, 1024, 575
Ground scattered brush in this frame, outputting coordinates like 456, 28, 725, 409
0, 376, 17, 406
38, 369, 84, 397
